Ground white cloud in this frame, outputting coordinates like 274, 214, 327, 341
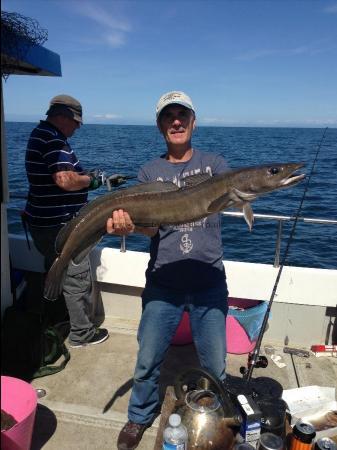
200, 117, 337, 127
78, 3, 131, 31
105, 32, 125, 48
236, 49, 278, 61
93, 114, 121, 120
70, 1, 131, 48
323, 3, 337, 13
236, 42, 333, 61
201, 117, 242, 125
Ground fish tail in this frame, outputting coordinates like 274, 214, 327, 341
43, 257, 67, 301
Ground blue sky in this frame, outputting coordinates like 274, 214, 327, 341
2, 0, 337, 127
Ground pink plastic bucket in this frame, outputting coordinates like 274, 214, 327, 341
171, 298, 262, 353
226, 315, 256, 354
1, 376, 37, 450
171, 311, 193, 345
226, 298, 262, 354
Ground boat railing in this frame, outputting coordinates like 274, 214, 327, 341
7, 203, 337, 268
119, 212, 337, 268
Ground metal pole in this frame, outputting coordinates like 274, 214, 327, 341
1, 80, 13, 316
120, 235, 126, 253
274, 220, 283, 268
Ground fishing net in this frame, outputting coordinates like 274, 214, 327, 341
1, 11, 48, 80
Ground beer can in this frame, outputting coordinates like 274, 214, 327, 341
258, 432, 284, 450
234, 444, 256, 450
314, 437, 337, 450
289, 421, 316, 450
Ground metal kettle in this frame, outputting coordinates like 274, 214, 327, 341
173, 368, 242, 450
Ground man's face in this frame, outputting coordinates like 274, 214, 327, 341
157, 104, 195, 147
62, 116, 81, 137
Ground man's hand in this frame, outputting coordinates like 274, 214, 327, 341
107, 210, 135, 235
106, 209, 158, 237
53, 170, 92, 191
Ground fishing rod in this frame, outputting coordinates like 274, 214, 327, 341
9, 173, 137, 199
243, 127, 329, 383
10, 172, 137, 249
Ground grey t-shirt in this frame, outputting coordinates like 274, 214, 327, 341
138, 148, 229, 292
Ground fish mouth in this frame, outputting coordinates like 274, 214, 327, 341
281, 164, 306, 187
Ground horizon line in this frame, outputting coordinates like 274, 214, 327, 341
4, 120, 336, 130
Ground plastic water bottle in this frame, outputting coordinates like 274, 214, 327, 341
162, 413, 188, 450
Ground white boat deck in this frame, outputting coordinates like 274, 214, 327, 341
4, 235, 337, 449
29, 316, 337, 450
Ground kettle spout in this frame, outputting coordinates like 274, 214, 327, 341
223, 414, 243, 428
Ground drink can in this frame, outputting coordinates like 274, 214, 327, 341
258, 432, 284, 450
289, 421, 316, 450
234, 444, 256, 450
314, 437, 337, 450
293, 420, 316, 442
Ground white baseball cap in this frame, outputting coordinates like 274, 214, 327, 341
156, 91, 195, 118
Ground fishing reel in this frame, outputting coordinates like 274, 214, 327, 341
239, 353, 268, 376
84, 168, 136, 191
105, 174, 136, 191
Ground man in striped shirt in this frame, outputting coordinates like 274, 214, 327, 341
24, 94, 109, 347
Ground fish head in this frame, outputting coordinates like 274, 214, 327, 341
232, 162, 306, 201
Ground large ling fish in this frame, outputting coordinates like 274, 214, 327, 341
44, 162, 305, 300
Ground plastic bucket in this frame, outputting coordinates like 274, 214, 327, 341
226, 298, 266, 354
171, 298, 266, 354
171, 311, 193, 345
1, 376, 37, 450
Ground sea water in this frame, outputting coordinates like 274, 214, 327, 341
4, 122, 337, 269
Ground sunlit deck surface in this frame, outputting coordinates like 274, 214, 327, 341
31, 317, 337, 450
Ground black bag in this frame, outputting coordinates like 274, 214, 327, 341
1, 305, 70, 380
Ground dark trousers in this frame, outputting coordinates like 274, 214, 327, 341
29, 225, 96, 345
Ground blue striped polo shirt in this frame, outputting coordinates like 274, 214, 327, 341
24, 120, 88, 227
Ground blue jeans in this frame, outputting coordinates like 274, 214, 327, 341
128, 281, 228, 424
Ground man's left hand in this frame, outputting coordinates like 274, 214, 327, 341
107, 210, 135, 235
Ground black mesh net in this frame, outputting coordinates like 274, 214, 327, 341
1, 11, 48, 79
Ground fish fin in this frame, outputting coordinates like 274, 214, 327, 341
182, 173, 211, 188
133, 222, 159, 227
207, 194, 233, 214
242, 202, 254, 231
56, 221, 76, 254
146, 181, 179, 192
232, 187, 257, 202
69, 181, 179, 225
43, 257, 67, 301
116, 181, 179, 195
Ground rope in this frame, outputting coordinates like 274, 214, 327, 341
245, 127, 329, 382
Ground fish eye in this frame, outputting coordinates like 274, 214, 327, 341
268, 167, 280, 175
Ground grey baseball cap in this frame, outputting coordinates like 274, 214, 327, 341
156, 91, 195, 118
46, 94, 83, 124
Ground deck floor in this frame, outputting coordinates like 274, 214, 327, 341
30, 318, 337, 450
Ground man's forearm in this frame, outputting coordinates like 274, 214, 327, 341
53, 171, 91, 191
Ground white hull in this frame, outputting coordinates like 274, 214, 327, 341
8, 234, 337, 346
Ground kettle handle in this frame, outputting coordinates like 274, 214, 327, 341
174, 367, 242, 425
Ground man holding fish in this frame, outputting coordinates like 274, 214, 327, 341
40, 91, 304, 449
109, 91, 230, 450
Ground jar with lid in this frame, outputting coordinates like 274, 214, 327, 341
258, 432, 284, 450
314, 437, 337, 450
